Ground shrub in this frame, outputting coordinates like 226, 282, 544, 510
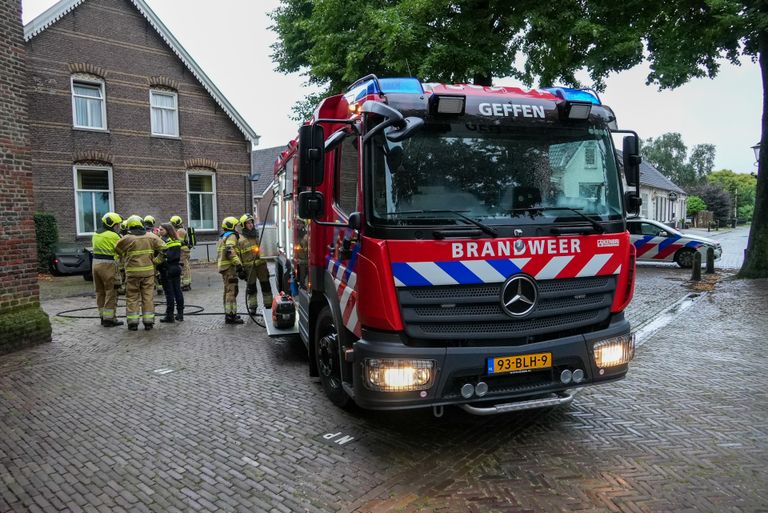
34, 212, 58, 272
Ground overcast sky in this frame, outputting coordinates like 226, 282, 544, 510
22, 0, 762, 173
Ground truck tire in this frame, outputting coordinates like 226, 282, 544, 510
674, 248, 696, 268
314, 306, 351, 408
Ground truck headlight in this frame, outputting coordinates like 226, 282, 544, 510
593, 335, 635, 368
364, 358, 435, 392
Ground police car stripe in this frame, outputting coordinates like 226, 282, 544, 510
575, 254, 613, 278
409, 262, 459, 286
435, 261, 483, 285
535, 256, 574, 280
685, 240, 704, 249
633, 235, 655, 250
657, 235, 682, 251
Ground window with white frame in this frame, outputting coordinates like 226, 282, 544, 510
150, 90, 179, 137
74, 166, 113, 235
187, 170, 216, 230
71, 78, 107, 129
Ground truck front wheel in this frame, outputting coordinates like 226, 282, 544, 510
314, 306, 351, 408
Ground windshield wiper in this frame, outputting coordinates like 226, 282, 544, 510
508, 207, 605, 233
393, 209, 498, 238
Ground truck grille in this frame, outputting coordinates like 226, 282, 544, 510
397, 276, 615, 343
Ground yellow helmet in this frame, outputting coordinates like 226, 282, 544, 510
102, 212, 122, 228
119, 220, 127, 231
143, 215, 155, 227
240, 213, 255, 226
126, 215, 144, 230
221, 216, 240, 231
170, 215, 183, 228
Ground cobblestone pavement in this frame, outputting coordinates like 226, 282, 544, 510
2, 268, 766, 513
682, 226, 750, 270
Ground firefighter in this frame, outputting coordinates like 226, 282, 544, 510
239, 213, 273, 313
116, 215, 166, 331
143, 215, 156, 234
91, 212, 123, 327
171, 215, 193, 291
217, 216, 245, 324
157, 223, 184, 323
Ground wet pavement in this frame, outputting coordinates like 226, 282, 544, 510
682, 225, 750, 270
2, 267, 767, 512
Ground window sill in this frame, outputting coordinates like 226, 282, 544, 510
73, 127, 110, 133
151, 133, 181, 140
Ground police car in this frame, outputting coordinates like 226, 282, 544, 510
627, 218, 722, 268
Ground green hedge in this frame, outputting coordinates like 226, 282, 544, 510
34, 212, 58, 272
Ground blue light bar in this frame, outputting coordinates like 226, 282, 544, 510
345, 76, 423, 103
545, 87, 601, 105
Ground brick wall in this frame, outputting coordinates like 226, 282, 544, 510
0, 0, 52, 353
26, 0, 253, 243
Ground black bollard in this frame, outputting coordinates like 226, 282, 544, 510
706, 247, 715, 274
691, 252, 702, 281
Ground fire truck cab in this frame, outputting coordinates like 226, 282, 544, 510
270, 76, 642, 415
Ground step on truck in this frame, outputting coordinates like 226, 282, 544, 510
267, 76, 642, 415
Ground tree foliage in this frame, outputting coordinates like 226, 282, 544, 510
689, 185, 732, 225
686, 195, 707, 216
641, 133, 715, 188
271, 0, 768, 277
707, 169, 757, 215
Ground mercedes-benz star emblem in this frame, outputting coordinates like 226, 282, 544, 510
500, 275, 538, 317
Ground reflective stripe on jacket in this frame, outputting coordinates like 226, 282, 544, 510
237, 235, 262, 267
217, 231, 241, 271
115, 233, 166, 277
91, 229, 120, 259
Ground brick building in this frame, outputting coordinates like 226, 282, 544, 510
0, 0, 52, 353
24, 0, 259, 244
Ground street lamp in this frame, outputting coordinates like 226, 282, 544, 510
752, 142, 761, 165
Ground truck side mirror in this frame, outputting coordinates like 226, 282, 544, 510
298, 124, 325, 188
298, 190, 324, 219
624, 191, 642, 215
623, 135, 641, 187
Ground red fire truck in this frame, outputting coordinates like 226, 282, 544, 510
268, 75, 642, 415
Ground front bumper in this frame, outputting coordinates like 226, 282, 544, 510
352, 314, 631, 410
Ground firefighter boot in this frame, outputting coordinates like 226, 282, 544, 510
175, 308, 184, 322
225, 314, 244, 325
103, 319, 124, 327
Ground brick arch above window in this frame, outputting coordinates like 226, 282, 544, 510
73, 150, 113, 166
184, 159, 218, 171
148, 76, 179, 91
68, 63, 107, 79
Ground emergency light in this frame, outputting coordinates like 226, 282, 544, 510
544, 87, 601, 105
345, 76, 423, 104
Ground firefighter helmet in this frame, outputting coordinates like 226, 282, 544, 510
239, 213, 254, 226
102, 212, 122, 229
119, 220, 127, 231
221, 216, 240, 231
143, 215, 155, 227
170, 215, 183, 228
126, 216, 144, 230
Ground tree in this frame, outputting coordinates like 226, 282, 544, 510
686, 196, 707, 217
640, 133, 715, 187
271, 0, 768, 277
690, 186, 732, 225
707, 169, 758, 220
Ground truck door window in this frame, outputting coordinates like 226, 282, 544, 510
335, 137, 359, 214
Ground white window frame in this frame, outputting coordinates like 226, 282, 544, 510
71, 77, 107, 130
186, 169, 217, 232
149, 89, 180, 137
73, 165, 114, 236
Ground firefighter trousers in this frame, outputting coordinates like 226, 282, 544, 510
221, 267, 239, 315
126, 275, 156, 327
181, 247, 192, 288
93, 261, 118, 321
245, 262, 272, 309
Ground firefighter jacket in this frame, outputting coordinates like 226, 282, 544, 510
217, 231, 241, 272
237, 234, 263, 268
157, 238, 182, 280
115, 232, 166, 278
91, 229, 120, 261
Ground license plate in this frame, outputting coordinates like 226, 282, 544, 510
488, 352, 552, 375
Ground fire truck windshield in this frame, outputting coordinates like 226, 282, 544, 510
369, 123, 623, 228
